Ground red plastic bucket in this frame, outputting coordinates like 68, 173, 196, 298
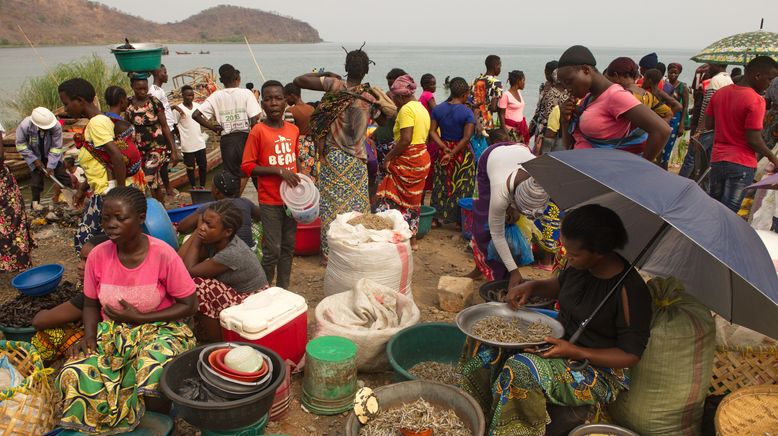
294, 218, 321, 255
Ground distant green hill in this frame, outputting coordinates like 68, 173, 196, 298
0, 1, 322, 46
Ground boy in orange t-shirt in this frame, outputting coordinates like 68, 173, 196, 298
241, 80, 300, 288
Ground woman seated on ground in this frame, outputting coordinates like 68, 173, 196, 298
459, 204, 651, 435
178, 199, 268, 343
56, 186, 197, 434
31, 234, 108, 363
177, 170, 261, 250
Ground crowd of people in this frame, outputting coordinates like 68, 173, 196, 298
0, 42, 777, 435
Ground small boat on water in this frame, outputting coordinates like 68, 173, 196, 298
199, 50, 210, 55
176, 51, 193, 55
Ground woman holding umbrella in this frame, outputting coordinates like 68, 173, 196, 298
556, 45, 671, 160
460, 204, 652, 435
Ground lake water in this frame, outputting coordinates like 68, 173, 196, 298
0, 42, 700, 122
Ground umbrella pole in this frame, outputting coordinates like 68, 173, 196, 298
566, 221, 671, 370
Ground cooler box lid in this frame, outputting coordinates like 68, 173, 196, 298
219, 287, 308, 340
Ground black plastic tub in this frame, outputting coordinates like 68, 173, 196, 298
161, 342, 285, 432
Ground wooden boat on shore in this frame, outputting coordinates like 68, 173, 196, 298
199, 50, 210, 55
176, 51, 193, 55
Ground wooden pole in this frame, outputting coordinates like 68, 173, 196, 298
243, 35, 267, 84
17, 24, 58, 85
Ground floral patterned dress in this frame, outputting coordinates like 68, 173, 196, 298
127, 96, 169, 189
0, 164, 33, 271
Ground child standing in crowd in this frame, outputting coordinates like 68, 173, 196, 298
58, 78, 128, 252
194, 64, 261, 192
419, 74, 437, 112
63, 156, 86, 190
175, 85, 208, 189
241, 80, 300, 289
149, 64, 183, 199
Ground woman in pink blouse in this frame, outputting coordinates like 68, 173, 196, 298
556, 45, 671, 160
56, 186, 197, 434
498, 70, 531, 145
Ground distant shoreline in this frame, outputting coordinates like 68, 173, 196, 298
0, 41, 324, 49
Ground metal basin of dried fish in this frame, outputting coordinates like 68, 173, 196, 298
408, 362, 461, 386
358, 398, 471, 436
471, 316, 553, 344
348, 214, 394, 231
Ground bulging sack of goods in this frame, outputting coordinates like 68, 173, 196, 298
324, 210, 413, 299
315, 278, 420, 372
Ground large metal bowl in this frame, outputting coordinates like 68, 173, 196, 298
455, 302, 564, 348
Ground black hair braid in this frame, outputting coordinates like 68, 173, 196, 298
444, 76, 469, 99
104, 85, 127, 106
104, 186, 147, 216
206, 199, 244, 240
344, 42, 373, 81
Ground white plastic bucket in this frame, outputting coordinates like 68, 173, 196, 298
280, 174, 320, 224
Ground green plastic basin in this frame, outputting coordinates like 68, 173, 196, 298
386, 322, 466, 382
111, 43, 163, 72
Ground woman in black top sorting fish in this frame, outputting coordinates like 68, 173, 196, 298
459, 204, 651, 436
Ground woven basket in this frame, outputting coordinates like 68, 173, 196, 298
715, 385, 778, 435
709, 344, 778, 395
0, 340, 56, 435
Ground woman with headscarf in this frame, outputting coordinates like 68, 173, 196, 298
557, 46, 671, 160
293, 47, 382, 263
429, 77, 476, 227
498, 70, 530, 144
375, 74, 431, 250
470, 137, 548, 290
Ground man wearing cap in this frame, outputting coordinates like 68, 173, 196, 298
193, 64, 262, 192
15, 107, 70, 210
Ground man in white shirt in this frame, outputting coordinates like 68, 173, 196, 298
174, 85, 208, 189
193, 64, 261, 189
150, 64, 184, 197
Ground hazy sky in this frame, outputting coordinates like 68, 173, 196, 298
97, 0, 778, 49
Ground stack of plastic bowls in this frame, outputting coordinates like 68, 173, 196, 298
197, 343, 274, 400
280, 173, 320, 224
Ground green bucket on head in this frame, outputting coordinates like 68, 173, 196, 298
111, 43, 163, 73
201, 414, 268, 436
416, 205, 437, 239
301, 336, 358, 415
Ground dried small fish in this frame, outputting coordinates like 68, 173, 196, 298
471, 316, 552, 344
348, 214, 394, 230
408, 361, 461, 386
359, 398, 471, 436
0, 281, 80, 327
486, 287, 551, 305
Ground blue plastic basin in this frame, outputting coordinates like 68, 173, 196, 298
166, 204, 203, 224
143, 198, 179, 250
11, 264, 64, 297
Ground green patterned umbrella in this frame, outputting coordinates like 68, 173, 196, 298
691, 30, 778, 65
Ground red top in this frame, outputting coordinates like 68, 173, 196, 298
706, 84, 766, 168
241, 122, 300, 205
